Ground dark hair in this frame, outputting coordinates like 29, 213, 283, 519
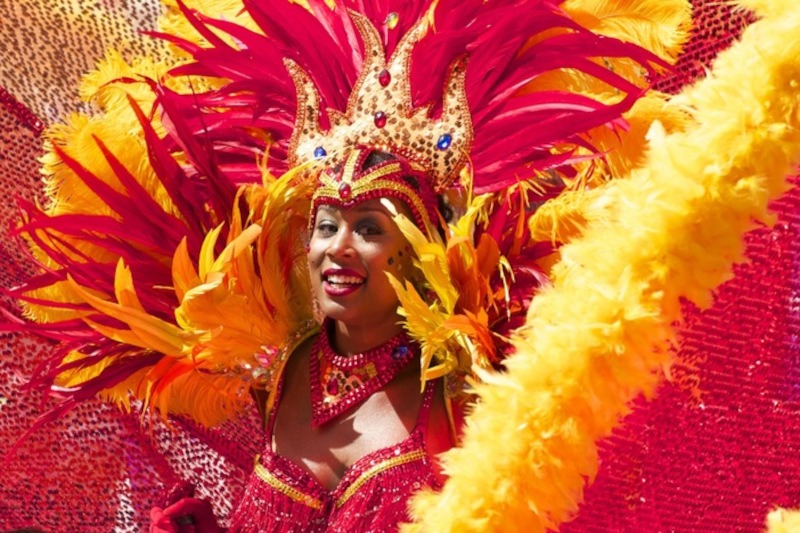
362, 150, 397, 169
363, 150, 456, 226
437, 195, 453, 224
363, 151, 419, 191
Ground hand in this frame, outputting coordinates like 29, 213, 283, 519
150, 497, 224, 533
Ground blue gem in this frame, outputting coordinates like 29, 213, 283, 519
313, 146, 327, 158
436, 134, 452, 150
392, 345, 409, 360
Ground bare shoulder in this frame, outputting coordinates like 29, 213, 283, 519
275, 333, 317, 429
252, 334, 317, 428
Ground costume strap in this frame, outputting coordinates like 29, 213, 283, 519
263, 324, 321, 429
414, 380, 437, 436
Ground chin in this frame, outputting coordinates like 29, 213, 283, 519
319, 301, 400, 330
318, 299, 359, 323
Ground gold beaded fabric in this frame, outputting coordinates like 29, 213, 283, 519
0, 0, 166, 123
0, 1, 799, 531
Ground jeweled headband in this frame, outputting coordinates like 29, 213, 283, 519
310, 147, 439, 230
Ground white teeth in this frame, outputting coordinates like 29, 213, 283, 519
326, 274, 364, 285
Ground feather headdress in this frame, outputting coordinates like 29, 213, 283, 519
6, 0, 688, 434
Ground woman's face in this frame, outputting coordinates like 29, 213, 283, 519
308, 198, 415, 328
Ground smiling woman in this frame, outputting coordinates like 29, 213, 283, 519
309, 199, 413, 334
226, 147, 457, 531
309, 152, 421, 325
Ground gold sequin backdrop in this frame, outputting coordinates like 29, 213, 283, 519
0, 0, 164, 122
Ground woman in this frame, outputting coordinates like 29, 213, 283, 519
8, 0, 688, 530
150, 151, 455, 531
227, 150, 456, 530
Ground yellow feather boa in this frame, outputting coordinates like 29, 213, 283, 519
767, 508, 800, 533
406, 1, 800, 530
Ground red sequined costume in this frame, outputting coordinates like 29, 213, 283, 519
229, 381, 439, 531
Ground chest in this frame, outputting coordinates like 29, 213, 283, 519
270, 356, 425, 490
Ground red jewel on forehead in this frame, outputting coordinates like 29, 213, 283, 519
378, 69, 391, 87
338, 182, 352, 199
374, 111, 387, 128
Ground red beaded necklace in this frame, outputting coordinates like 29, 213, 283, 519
309, 320, 417, 428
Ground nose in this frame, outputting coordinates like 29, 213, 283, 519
326, 226, 354, 258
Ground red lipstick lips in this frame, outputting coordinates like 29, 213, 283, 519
322, 268, 366, 297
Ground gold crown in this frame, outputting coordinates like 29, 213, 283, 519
286, 11, 472, 192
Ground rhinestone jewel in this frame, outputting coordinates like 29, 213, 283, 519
385, 12, 399, 29
374, 111, 387, 128
378, 69, 391, 87
313, 146, 327, 158
326, 380, 339, 396
437, 133, 453, 150
338, 182, 352, 199
392, 345, 409, 360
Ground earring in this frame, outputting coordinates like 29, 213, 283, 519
310, 292, 323, 321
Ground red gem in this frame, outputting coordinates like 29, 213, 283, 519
338, 182, 352, 199
378, 69, 391, 87
374, 111, 387, 128
326, 379, 339, 395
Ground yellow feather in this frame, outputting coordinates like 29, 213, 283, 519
96, 367, 149, 412
391, 190, 511, 390
388, 275, 455, 381
54, 349, 120, 388
159, 0, 256, 65
521, 0, 690, 120
197, 225, 224, 279
211, 223, 262, 272
67, 273, 187, 355
171, 238, 199, 302
407, 2, 800, 529
766, 508, 800, 533
394, 214, 459, 313
144, 364, 252, 427
113, 259, 145, 312
564, 0, 692, 64
586, 92, 694, 181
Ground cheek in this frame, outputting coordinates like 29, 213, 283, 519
382, 244, 414, 279
307, 236, 325, 268
307, 240, 326, 287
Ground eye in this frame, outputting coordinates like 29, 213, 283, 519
314, 220, 337, 237
355, 222, 383, 236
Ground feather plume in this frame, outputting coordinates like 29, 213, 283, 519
407, 2, 800, 529
563, 0, 692, 64
766, 508, 800, 533
390, 192, 526, 386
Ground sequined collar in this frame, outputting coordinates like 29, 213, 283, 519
309, 320, 417, 427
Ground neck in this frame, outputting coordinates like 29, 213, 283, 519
330, 317, 404, 356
